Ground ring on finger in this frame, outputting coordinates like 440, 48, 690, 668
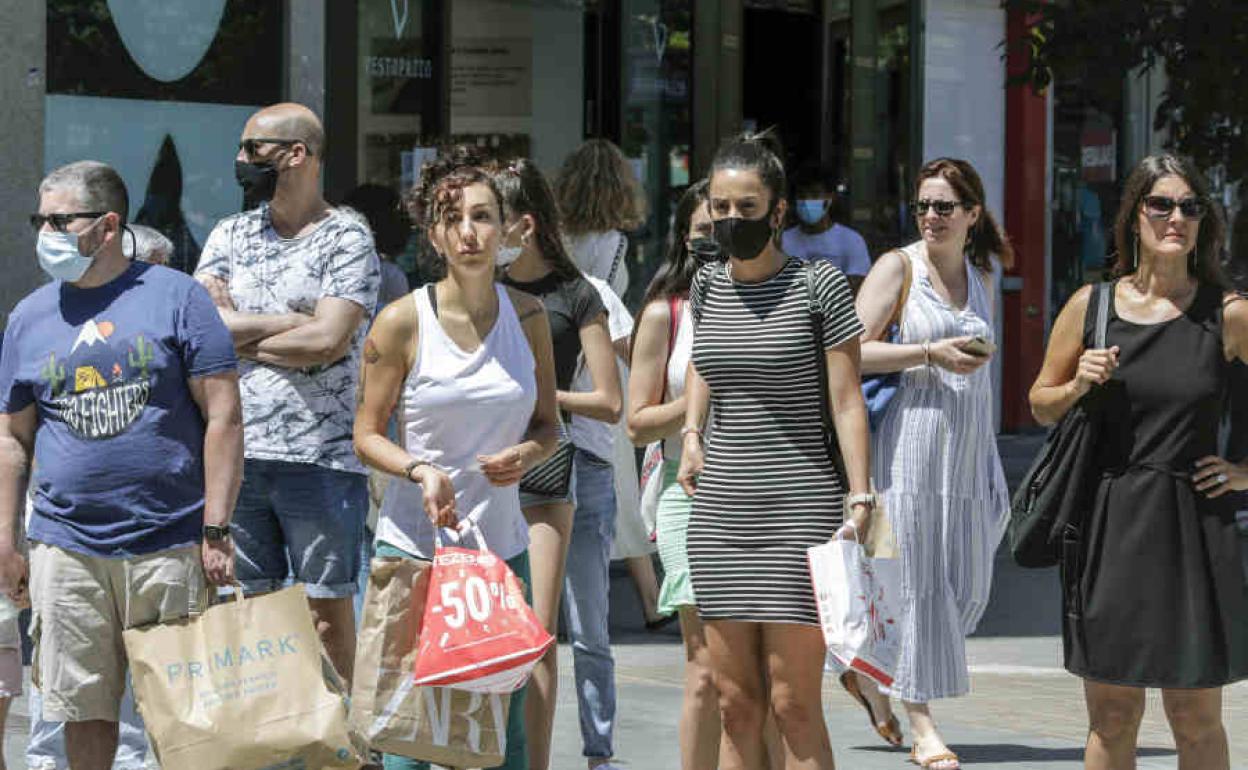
1217, 473, 1229, 484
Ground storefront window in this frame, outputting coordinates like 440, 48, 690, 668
356, 0, 438, 195
1050, 81, 1125, 318
621, 0, 693, 305
45, 0, 284, 273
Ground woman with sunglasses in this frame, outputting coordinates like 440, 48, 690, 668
851, 158, 1014, 769
1030, 155, 1247, 770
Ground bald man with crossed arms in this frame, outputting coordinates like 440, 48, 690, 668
196, 103, 380, 685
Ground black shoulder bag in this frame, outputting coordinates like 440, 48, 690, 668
1008, 281, 1111, 568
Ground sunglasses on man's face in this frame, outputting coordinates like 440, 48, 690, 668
29, 212, 107, 233
1142, 195, 1207, 220
238, 137, 300, 157
912, 198, 966, 217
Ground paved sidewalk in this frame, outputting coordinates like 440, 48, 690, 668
548, 636, 1247, 770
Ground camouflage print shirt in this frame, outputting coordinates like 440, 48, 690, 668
197, 204, 380, 473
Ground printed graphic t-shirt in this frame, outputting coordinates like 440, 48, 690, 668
197, 204, 380, 473
0, 262, 237, 557
781, 223, 872, 276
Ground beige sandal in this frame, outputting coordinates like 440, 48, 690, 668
909, 746, 961, 769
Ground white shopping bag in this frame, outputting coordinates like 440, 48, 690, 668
808, 538, 902, 688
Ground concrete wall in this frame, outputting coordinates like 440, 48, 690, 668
0, 0, 46, 324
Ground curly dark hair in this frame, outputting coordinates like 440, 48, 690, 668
407, 145, 505, 278
1111, 154, 1227, 288
411, 144, 503, 233
914, 158, 1014, 272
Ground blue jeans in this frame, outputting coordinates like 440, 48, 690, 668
560, 449, 618, 759
233, 459, 367, 598
26, 679, 148, 770
379, 545, 530, 770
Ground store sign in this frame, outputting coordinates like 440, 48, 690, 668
451, 38, 532, 118
1080, 127, 1116, 184
365, 54, 433, 79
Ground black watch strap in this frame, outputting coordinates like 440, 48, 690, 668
203, 524, 232, 542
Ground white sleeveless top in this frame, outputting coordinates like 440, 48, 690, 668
661, 297, 696, 460
376, 285, 537, 560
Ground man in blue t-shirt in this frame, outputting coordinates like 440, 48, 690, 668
782, 168, 872, 293
0, 161, 242, 770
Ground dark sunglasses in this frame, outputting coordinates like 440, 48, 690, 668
912, 198, 968, 217
1142, 195, 1207, 220
29, 212, 107, 232
238, 137, 301, 157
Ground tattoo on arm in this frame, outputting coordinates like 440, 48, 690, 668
363, 338, 382, 364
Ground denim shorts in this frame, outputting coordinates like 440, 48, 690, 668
233, 459, 367, 599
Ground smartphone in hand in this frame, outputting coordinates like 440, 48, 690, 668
960, 335, 997, 357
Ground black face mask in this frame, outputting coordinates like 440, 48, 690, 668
688, 236, 722, 264
712, 213, 775, 262
234, 159, 279, 205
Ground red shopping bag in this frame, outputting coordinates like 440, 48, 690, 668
413, 524, 554, 693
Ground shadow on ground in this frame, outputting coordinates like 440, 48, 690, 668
853, 743, 1178, 763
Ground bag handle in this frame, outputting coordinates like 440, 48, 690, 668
434, 518, 491, 552
805, 263, 849, 482
1093, 280, 1111, 350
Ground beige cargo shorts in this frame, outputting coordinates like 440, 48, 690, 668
30, 542, 206, 722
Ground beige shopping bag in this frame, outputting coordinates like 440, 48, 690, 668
123, 585, 365, 769
350, 556, 511, 768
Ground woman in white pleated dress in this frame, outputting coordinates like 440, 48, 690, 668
852, 158, 1013, 770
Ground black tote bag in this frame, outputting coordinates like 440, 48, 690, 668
1008, 281, 1111, 568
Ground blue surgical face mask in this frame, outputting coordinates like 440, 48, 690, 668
37, 219, 104, 283
795, 199, 828, 226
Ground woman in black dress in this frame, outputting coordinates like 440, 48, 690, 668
1030, 154, 1248, 770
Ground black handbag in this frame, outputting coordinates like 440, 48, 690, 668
1008, 281, 1111, 568
519, 421, 575, 498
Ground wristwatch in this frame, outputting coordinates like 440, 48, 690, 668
203, 524, 232, 542
403, 458, 429, 482
846, 492, 878, 511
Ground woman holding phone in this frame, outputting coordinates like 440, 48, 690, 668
850, 158, 1013, 769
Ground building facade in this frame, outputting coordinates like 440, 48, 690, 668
0, 0, 1177, 430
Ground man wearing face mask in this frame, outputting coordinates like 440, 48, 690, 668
195, 103, 380, 688
781, 167, 871, 292
0, 161, 242, 770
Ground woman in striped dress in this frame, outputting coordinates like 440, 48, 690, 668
676, 135, 874, 770
852, 158, 1012, 770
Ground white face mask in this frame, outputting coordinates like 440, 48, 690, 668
496, 222, 525, 267
37, 219, 103, 283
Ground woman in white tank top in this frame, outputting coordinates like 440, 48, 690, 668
353, 155, 559, 770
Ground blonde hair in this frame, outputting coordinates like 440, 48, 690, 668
555, 139, 646, 234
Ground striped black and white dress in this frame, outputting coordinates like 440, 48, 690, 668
688, 257, 863, 625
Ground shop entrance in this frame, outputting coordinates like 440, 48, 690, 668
741, 4, 822, 173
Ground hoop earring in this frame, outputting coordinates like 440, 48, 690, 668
1132, 235, 1140, 272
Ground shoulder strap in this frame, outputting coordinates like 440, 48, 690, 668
1093, 281, 1111, 349
426, 283, 438, 316
805, 263, 848, 480
886, 249, 913, 330
657, 295, 682, 400
606, 232, 627, 287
